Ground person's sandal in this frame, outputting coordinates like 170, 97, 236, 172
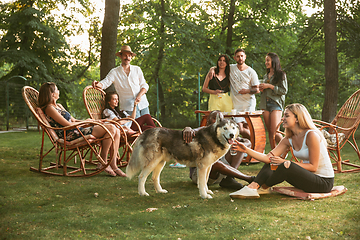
114, 168, 127, 177
104, 166, 116, 177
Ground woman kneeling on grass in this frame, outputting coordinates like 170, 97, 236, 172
229, 103, 334, 199
39, 82, 126, 177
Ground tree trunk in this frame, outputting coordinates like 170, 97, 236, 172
225, 0, 235, 56
151, 0, 166, 122
100, 0, 120, 92
322, 0, 338, 122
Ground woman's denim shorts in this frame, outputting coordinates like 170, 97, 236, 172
266, 97, 282, 112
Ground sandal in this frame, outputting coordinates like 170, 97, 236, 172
104, 166, 116, 177
114, 168, 127, 177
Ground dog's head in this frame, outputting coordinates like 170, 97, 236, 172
214, 113, 239, 146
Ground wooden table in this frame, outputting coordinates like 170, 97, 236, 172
195, 110, 266, 163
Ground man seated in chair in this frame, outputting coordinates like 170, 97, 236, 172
183, 110, 254, 190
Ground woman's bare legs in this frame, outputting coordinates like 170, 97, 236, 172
92, 124, 126, 177
108, 126, 126, 177
263, 110, 283, 149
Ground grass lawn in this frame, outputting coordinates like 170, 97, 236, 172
0, 130, 360, 239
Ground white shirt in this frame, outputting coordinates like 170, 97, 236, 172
229, 64, 259, 122
102, 108, 132, 129
100, 65, 149, 111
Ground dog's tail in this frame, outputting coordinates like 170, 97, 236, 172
126, 140, 144, 179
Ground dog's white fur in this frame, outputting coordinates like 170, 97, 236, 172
126, 114, 239, 199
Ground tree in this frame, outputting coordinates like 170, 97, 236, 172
225, 0, 235, 56
100, 0, 120, 84
0, 0, 68, 85
322, 0, 338, 122
117, 0, 216, 126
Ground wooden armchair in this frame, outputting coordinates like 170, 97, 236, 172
22, 86, 116, 177
313, 89, 360, 173
83, 86, 162, 166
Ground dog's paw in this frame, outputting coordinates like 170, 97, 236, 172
156, 189, 168, 194
207, 190, 214, 195
201, 194, 213, 199
139, 191, 150, 196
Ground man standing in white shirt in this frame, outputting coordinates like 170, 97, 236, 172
92, 45, 150, 118
230, 48, 260, 139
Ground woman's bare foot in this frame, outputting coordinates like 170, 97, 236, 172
104, 166, 116, 177
114, 168, 127, 177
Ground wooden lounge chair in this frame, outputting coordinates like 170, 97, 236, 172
22, 86, 117, 177
313, 89, 360, 173
82, 86, 162, 166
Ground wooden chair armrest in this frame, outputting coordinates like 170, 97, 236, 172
151, 117, 162, 127
313, 119, 352, 132
120, 117, 142, 134
195, 110, 210, 114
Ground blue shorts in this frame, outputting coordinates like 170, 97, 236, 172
266, 98, 282, 112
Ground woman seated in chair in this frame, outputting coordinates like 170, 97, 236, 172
229, 103, 334, 199
38, 82, 126, 177
102, 92, 156, 135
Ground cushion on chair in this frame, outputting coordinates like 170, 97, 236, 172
321, 129, 346, 147
272, 186, 347, 200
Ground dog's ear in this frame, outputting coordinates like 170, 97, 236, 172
215, 112, 224, 124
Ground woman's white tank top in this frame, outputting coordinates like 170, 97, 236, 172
289, 130, 334, 178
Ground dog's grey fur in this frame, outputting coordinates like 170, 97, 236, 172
126, 114, 239, 199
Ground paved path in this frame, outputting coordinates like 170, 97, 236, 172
0, 128, 27, 134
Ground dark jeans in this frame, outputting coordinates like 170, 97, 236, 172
254, 162, 334, 193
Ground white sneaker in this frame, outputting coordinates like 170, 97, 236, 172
257, 187, 272, 195
229, 186, 260, 199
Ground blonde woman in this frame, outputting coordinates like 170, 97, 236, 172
229, 103, 334, 199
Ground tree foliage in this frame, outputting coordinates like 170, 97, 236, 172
1, 0, 360, 128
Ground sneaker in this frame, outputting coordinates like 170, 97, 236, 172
219, 177, 244, 190
257, 187, 272, 195
169, 163, 186, 168
229, 186, 260, 199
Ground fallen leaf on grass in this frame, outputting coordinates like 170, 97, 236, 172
146, 208, 158, 212
172, 205, 181, 209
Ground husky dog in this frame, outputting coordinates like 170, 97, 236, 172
126, 114, 239, 199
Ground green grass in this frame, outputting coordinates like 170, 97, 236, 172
0, 131, 360, 239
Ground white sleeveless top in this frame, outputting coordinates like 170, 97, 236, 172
289, 130, 334, 178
